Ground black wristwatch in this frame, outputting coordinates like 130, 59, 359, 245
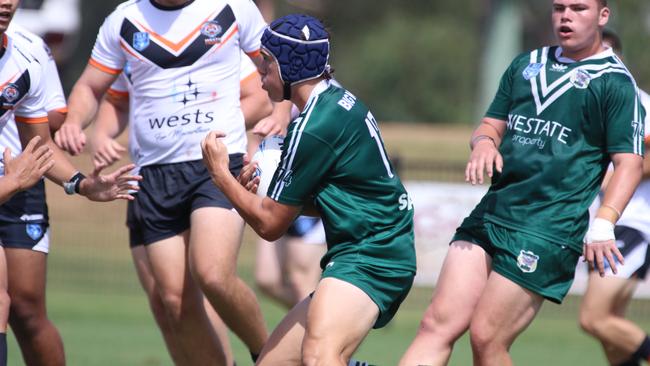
63, 172, 86, 195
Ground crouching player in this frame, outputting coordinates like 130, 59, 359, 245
202, 14, 416, 365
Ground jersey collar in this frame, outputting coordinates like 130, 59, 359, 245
554, 46, 615, 64
305, 79, 332, 106
149, 0, 196, 11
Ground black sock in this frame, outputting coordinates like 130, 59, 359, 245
617, 359, 640, 366
632, 335, 650, 361
250, 351, 259, 363
0, 333, 6, 366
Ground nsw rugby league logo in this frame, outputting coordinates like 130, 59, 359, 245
570, 68, 591, 89
133, 32, 150, 51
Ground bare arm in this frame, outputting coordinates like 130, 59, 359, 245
465, 117, 507, 185
54, 65, 118, 155
240, 72, 272, 130
585, 152, 643, 276
202, 131, 300, 240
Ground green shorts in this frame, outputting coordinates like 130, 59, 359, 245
321, 258, 415, 328
452, 216, 581, 303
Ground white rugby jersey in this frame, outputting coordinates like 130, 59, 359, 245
108, 52, 260, 165
0, 31, 50, 174
91, 0, 266, 167
616, 89, 650, 238
0, 24, 66, 174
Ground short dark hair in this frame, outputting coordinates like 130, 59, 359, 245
602, 28, 622, 53
599, 0, 608, 8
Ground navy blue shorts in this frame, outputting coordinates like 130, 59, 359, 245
0, 180, 50, 252
127, 156, 243, 247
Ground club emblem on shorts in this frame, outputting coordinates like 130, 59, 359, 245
517, 250, 539, 273
2, 83, 20, 104
522, 63, 544, 80
133, 32, 150, 51
201, 21, 222, 45
570, 68, 591, 89
25, 224, 43, 241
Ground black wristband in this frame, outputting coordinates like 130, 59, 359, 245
63, 172, 86, 195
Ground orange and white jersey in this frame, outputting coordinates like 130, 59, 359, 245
0, 24, 66, 169
91, 0, 266, 167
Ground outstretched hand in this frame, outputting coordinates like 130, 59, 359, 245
465, 139, 503, 185
54, 123, 87, 156
92, 136, 127, 169
79, 163, 142, 202
4, 136, 54, 191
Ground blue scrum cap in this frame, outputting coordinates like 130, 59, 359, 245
261, 14, 330, 100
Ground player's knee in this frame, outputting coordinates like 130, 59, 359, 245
578, 309, 610, 338
301, 336, 340, 366
158, 290, 186, 323
469, 319, 499, 354
418, 305, 468, 342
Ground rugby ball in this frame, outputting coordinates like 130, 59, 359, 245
252, 135, 284, 197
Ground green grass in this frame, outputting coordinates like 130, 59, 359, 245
7, 123, 649, 365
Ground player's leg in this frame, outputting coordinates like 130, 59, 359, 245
189, 206, 268, 357
284, 218, 326, 302
0, 247, 9, 366
399, 241, 491, 366
301, 278, 379, 365
202, 296, 234, 366
146, 233, 227, 365
468, 272, 544, 366
255, 237, 296, 308
6, 242, 64, 366
580, 273, 645, 365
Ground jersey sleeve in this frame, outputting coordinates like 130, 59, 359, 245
268, 131, 337, 206
107, 73, 130, 99
239, 52, 258, 83
605, 78, 645, 156
485, 56, 523, 121
15, 64, 48, 124
89, 9, 126, 75
231, 0, 266, 56
41, 44, 67, 112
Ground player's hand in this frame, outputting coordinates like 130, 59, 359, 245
465, 139, 503, 185
201, 131, 231, 184
584, 218, 623, 277
237, 156, 260, 193
251, 115, 286, 137
78, 163, 141, 202
91, 135, 127, 169
3, 136, 54, 191
54, 123, 87, 156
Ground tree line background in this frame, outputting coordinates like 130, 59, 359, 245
63, 0, 650, 124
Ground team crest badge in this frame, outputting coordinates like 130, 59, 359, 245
570, 68, 591, 89
26, 224, 43, 241
201, 21, 222, 45
2, 83, 20, 104
522, 63, 544, 80
517, 250, 539, 273
133, 32, 150, 51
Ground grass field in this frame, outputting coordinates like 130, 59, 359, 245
6, 123, 649, 365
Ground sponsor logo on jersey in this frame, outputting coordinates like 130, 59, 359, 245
550, 63, 568, 73
133, 32, 150, 51
522, 63, 544, 80
570, 68, 591, 89
26, 223, 44, 241
517, 250, 539, 273
507, 113, 573, 147
2, 83, 20, 104
201, 21, 222, 45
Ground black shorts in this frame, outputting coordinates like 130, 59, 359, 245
127, 156, 243, 247
0, 180, 50, 253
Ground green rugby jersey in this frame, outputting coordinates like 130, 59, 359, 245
267, 80, 416, 271
479, 46, 645, 251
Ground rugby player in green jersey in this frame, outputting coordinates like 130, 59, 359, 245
400, 1, 645, 365
202, 14, 416, 366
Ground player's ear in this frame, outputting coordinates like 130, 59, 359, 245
598, 5, 610, 27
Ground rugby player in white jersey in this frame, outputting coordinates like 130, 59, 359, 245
54, 0, 289, 363
400, 1, 645, 365
579, 29, 650, 366
90, 54, 272, 365
0, 23, 67, 366
0, 1, 141, 365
